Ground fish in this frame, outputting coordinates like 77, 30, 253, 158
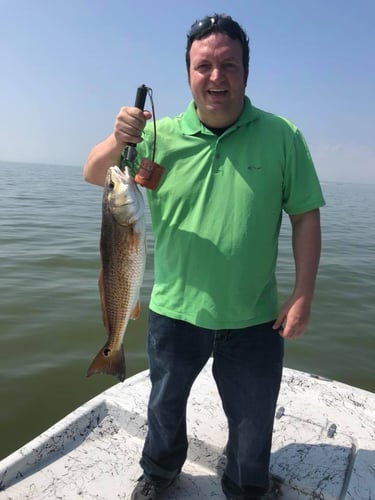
87, 165, 146, 382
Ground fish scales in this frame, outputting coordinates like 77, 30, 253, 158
100, 217, 141, 345
87, 166, 146, 382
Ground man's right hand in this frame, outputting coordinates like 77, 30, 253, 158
113, 107, 152, 147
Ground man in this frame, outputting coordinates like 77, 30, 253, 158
83, 13, 325, 500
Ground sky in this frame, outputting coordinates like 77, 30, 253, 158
1, 0, 374, 184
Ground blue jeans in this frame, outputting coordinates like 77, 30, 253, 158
140, 310, 284, 494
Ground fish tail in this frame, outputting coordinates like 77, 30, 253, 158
86, 343, 126, 382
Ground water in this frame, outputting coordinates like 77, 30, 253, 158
0, 161, 374, 461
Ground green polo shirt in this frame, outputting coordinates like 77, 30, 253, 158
135, 97, 325, 329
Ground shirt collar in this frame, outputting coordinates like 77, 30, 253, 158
180, 96, 259, 135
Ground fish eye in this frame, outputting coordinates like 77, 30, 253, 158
108, 181, 115, 190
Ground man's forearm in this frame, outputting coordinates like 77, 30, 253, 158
83, 134, 123, 187
290, 209, 322, 301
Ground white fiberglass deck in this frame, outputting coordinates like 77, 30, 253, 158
0, 360, 374, 499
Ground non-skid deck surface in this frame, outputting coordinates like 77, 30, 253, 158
1, 361, 374, 499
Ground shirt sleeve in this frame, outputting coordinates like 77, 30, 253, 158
282, 128, 325, 214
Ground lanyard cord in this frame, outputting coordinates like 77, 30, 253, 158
147, 87, 157, 162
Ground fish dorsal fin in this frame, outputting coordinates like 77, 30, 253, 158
130, 300, 140, 320
98, 268, 110, 332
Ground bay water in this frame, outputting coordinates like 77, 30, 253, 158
0, 161, 374, 460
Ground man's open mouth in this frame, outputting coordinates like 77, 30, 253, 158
208, 89, 228, 96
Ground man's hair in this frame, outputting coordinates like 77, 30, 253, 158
185, 13, 250, 83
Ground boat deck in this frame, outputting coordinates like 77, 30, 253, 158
0, 360, 374, 499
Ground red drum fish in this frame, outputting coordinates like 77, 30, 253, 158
87, 166, 146, 382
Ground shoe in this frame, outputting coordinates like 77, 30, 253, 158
130, 475, 175, 500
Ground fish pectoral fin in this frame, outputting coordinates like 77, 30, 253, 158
130, 300, 140, 320
130, 228, 144, 253
86, 342, 126, 382
98, 268, 110, 333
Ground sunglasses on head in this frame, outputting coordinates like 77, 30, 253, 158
187, 14, 247, 45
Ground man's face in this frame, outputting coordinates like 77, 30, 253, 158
188, 32, 246, 128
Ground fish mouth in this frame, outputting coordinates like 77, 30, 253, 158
114, 201, 134, 207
